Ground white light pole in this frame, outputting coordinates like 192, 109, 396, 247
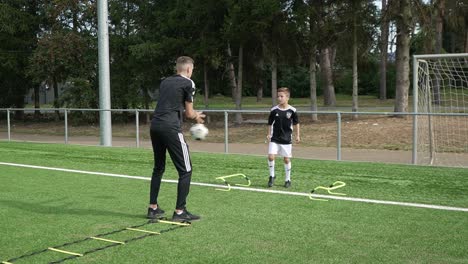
97, 0, 112, 146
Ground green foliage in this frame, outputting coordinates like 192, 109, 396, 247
0, 1, 38, 108
1, 0, 465, 110
278, 66, 313, 97
58, 78, 97, 109
29, 31, 88, 82
333, 55, 397, 98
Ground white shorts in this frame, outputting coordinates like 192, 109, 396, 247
268, 142, 292, 158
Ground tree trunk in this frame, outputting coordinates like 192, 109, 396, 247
203, 61, 209, 108
72, 3, 78, 32
271, 53, 278, 107
256, 56, 264, 102
227, 42, 237, 101
235, 44, 243, 124
432, 0, 446, 105
34, 84, 40, 118
257, 78, 264, 102
379, 0, 389, 101
465, 27, 468, 53
394, 0, 411, 114
309, 49, 318, 122
329, 46, 336, 67
144, 86, 150, 124
308, 6, 318, 121
321, 47, 336, 107
435, 0, 445, 53
352, 11, 359, 120
52, 75, 60, 120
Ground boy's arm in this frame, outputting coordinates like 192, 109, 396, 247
267, 125, 272, 141
295, 124, 300, 143
267, 111, 274, 141
292, 110, 300, 143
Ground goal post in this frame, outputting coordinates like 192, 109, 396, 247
412, 53, 468, 167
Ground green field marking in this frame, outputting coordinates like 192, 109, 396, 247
1, 161, 467, 212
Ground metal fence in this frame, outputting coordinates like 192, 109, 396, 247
1, 108, 467, 167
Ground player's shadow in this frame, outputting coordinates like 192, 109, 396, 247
0, 198, 141, 219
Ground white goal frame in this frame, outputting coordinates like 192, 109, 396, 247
412, 53, 468, 166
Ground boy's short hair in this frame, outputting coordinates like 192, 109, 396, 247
176, 56, 194, 71
277, 87, 290, 96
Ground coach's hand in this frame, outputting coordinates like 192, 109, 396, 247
195, 111, 206, 124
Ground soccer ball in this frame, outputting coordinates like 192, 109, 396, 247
190, 124, 209, 140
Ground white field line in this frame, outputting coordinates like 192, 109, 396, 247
1, 161, 467, 213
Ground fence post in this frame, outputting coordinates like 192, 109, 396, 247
7, 109, 11, 141
64, 109, 68, 144
224, 111, 229, 154
337, 112, 342, 161
135, 110, 140, 148
412, 55, 419, 165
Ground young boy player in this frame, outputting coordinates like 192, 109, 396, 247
267, 87, 300, 188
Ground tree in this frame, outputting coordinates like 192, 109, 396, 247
315, 1, 347, 107
187, 0, 226, 108
109, 0, 141, 111
224, 0, 283, 123
351, 1, 359, 119
261, 1, 291, 107
439, 0, 466, 53
290, 0, 320, 120
379, 0, 390, 101
27, 0, 97, 117
392, 0, 413, 113
29, 32, 88, 101
0, 0, 39, 114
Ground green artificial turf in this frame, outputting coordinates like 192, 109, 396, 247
0, 141, 467, 263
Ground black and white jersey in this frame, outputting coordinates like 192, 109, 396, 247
152, 74, 195, 131
268, 105, 299, 144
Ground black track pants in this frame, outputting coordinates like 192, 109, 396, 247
149, 127, 192, 210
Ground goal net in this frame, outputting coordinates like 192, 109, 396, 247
413, 53, 468, 167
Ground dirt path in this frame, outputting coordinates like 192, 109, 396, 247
3, 130, 468, 167
1, 132, 416, 164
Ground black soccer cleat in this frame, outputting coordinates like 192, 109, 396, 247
268, 176, 274, 187
284, 180, 291, 188
147, 207, 165, 219
172, 209, 201, 222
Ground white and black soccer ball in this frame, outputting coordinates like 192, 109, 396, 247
190, 123, 209, 140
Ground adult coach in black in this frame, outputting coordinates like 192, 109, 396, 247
147, 56, 205, 222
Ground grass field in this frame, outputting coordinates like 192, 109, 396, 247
1, 141, 467, 263
24, 94, 397, 110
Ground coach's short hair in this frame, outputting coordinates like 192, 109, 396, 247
277, 87, 290, 96
176, 56, 194, 72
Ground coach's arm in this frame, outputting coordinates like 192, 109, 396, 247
185, 101, 205, 124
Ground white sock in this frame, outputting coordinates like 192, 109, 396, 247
268, 160, 275, 177
285, 162, 291, 182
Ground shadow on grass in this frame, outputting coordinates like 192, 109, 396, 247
0, 198, 142, 219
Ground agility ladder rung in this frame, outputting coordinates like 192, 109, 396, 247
2, 261, 13, 264
125, 227, 161, 235
48, 247, 83, 257
157, 220, 191, 226
90, 236, 125, 244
